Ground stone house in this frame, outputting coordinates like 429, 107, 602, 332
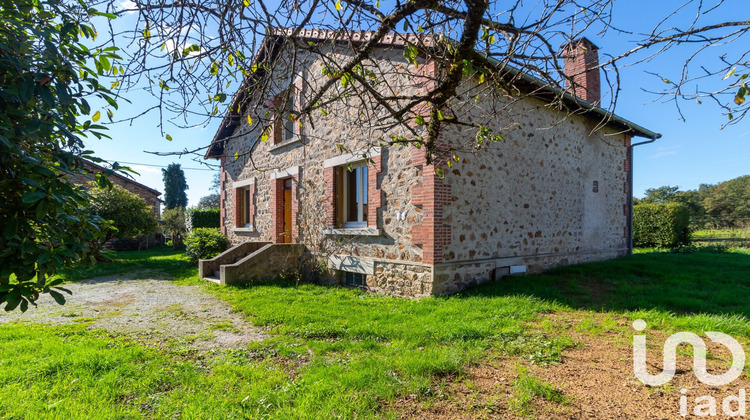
202, 29, 659, 297
68, 160, 163, 250
69, 160, 162, 220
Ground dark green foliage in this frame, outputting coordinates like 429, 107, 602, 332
162, 163, 188, 209
88, 185, 158, 239
633, 203, 691, 248
703, 176, 750, 228
162, 207, 187, 249
639, 185, 680, 204
0, 0, 121, 310
196, 194, 220, 209
186, 208, 220, 229
184, 228, 228, 262
639, 176, 750, 229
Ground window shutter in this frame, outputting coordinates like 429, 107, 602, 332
324, 166, 339, 228
234, 187, 243, 227
367, 156, 383, 227
293, 75, 304, 138
247, 184, 255, 228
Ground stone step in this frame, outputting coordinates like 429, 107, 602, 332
233, 253, 254, 263
204, 276, 221, 284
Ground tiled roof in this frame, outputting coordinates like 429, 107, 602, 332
205, 28, 659, 159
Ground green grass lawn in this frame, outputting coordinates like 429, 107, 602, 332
3, 246, 750, 418
54, 246, 196, 283
691, 229, 750, 248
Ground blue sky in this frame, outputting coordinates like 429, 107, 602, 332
83, 1, 749, 207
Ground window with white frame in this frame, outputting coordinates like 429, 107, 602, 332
282, 85, 296, 143
273, 85, 297, 145
340, 163, 368, 228
236, 186, 252, 228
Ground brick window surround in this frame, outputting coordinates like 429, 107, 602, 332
270, 166, 300, 243
323, 148, 382, 229
232, 178, 256, 229
267, 76, 304, 145
219, 156, 227, 234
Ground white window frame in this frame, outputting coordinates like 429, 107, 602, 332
240, 187, 252, 228
281, 85, 296, 143
342, 162, 368, 229
232, 178, 255, 230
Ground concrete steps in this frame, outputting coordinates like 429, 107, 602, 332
204, 276, 221, 284
198, 242, 305, 285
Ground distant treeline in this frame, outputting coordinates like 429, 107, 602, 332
634, 175, 750, 229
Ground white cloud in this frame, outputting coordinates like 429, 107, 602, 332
118, 0, 138, 14
647, 144, 683, 159
128, 164, 162, 176
648, 150, 678, 159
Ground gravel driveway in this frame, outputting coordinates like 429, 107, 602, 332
0, 275, 267, 350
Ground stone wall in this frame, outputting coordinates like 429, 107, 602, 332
219, 45, 433, 266
435, 86, 630, 281
221, 244, 306, 285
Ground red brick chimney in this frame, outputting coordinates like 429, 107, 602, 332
562, 37, 601, 104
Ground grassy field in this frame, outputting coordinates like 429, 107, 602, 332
691, 228, 750, 248
2, 246, 750, 418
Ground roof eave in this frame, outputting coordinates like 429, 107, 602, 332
495, 56, 661, 140
205, 30, 661, 159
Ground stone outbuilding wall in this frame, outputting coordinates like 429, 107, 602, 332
68, 160, 162, 220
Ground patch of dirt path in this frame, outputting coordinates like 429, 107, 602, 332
396, 312, 750, 419
0, 276, 266, 351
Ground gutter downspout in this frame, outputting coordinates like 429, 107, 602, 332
627, 135, 660, 254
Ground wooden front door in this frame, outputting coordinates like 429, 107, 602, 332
282, 178, 292, 243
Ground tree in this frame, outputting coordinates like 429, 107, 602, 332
196, 172, 220, 209
0, 0, 122, 311
703, 176, 750, 228
210, 172, 220, 192
638, 176, 750, 229
162, 207, 188, 250
89, 185, 158, 240
109, 0, 749, 166
197, 194, 220, 209
672, 190, 706, 225
162, 163, 188, 209
640, 186, 681, 204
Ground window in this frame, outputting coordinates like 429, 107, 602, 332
339, 271, 366, 287
273, 86, 297, 145
323, 149, 381, 232
340, 163, 368, 228
236, 186, 252, 228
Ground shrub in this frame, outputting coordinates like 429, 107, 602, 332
89, 185, 158, 240
162, 207, 187, 249
633, 203, 691, 248
186, 208, 220, 230
184, 228, 229, 263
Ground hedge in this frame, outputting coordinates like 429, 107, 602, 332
184, 228, 229, 263
633, 203, 691, 248
185, 208, 220, 230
